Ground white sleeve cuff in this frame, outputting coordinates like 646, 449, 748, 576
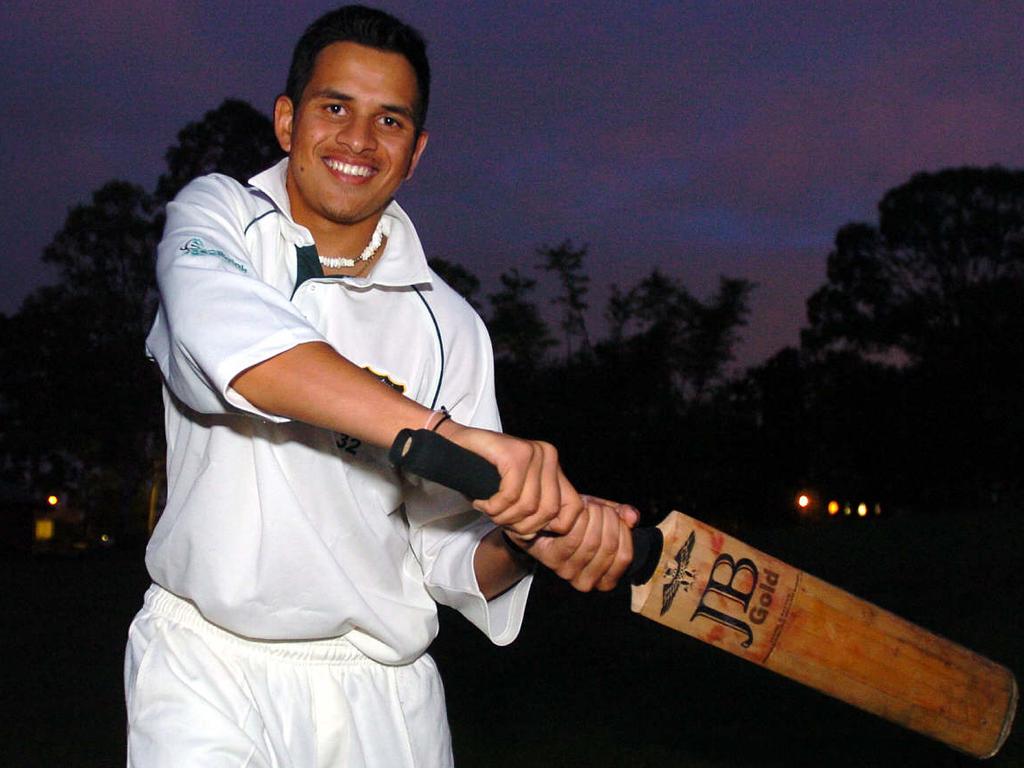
420, 516, 533, 646
216, 329, 326, 421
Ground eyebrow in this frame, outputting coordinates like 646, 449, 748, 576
308, 88, 415, 121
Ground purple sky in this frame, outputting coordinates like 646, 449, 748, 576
2, 1, 1021, 367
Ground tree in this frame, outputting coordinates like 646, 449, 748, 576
524, 269, 753, 520
680, 277, 754, 400
804, 167, 1024, 361
485, 268, 555, 371
537, 239, 590, 358
0, 182, 162, 533
0, 98, 291, 540
612, 270, 753, 402
155, 99, 283, 204
802, 167, 1024, 507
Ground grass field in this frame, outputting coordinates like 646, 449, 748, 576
1, 505, 1020, 767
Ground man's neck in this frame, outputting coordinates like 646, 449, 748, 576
307, 214, 382, 260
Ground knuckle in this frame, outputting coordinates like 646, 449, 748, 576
572, 576, 596, 593
616, 548, 632, 571
557, 564, 579, 582
549, 518, 573, 536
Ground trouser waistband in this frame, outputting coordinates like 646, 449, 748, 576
142, 584, 373, 664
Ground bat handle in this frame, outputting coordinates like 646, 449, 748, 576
389, 429, 663, 585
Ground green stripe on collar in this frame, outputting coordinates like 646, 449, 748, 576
294, 244, 324, 295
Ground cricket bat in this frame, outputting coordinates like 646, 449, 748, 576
389, 428, 1018, 758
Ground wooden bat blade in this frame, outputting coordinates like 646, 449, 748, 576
631, 511, 1018, 758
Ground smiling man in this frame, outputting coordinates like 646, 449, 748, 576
278, 41, 428, 257
124, 6, 635, 767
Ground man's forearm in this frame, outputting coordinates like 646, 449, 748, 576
232, 340, 585, 541
231, 341, 435, 448
474, 528, 532, 600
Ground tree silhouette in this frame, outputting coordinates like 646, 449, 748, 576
155, 99, 283, 204
802, 167, 1024, 508
486, 268, 555, 371
537, 239, 590, 358
1, 99, 289, 539
0, 182, 161, 533
612, 270, 753, 402
804, 167, 1024, 361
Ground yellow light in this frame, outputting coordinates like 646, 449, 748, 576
47, 495, 59, 507
35, 518, 55, 541
100, 534, 111, 544
827, 500, 839, 516
797, 494, 810, 509
857, 503, 868, 517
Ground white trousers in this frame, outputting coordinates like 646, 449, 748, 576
125, 585, 453, 768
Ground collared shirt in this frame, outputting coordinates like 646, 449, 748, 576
144, 159, 530, 663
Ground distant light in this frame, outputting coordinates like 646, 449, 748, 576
100, 534, 111, 544
874, 503, 883, 516
797, 494, 810, 509
35, 518, 54, 541
827, 500, 840, 516
47, 495, 59, 507
857, 503, 868, 517
844, 503, 852, 516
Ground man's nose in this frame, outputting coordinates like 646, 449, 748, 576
337, 117, 376, 152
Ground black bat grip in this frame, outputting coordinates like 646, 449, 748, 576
389, 429, 662, 585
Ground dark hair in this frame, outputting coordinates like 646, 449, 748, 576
285, 5, 431, 134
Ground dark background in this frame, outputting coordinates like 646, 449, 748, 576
2, 3, 1022, 766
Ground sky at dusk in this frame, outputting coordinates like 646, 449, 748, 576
2, 1, 1021, 367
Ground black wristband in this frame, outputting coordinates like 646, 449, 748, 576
431, 410, 452, 432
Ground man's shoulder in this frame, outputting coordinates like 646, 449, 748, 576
424, 266, 487, 328
173, 172, 276, 223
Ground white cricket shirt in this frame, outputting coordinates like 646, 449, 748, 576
144, 159, 531, 663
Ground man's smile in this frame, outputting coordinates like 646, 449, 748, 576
324, 157, 377, 180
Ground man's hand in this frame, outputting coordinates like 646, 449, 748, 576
507, 495, 639, 592
441, 423, 583, 538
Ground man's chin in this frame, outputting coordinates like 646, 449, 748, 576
324, 200, 394, 227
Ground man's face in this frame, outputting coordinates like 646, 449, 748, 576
274, 42, 428, 239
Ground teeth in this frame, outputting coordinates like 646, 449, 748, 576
325, 159, 374, 177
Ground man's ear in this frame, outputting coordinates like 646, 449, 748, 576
273, 95, 295, 153
404, 130, 429, 181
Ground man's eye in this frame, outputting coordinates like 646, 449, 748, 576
380, 115, 401, 128
326, 104, 345, 115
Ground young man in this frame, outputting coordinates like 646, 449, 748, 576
125, 6, 636, 767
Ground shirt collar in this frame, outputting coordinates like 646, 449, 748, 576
249, 158, 434, 289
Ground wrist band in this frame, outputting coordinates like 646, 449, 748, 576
422, 407, 449, 431
431, 410, 452, 432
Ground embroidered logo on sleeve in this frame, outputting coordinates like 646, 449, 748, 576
363, 365, 406, 393
180, 237, 248, 273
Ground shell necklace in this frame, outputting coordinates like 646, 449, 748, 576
318, 216, 391, 269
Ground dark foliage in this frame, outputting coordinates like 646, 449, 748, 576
801, 167, 1024, 508
155, 99, 283, 204
0, 182, 161, 534
0, 100, 282, 538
